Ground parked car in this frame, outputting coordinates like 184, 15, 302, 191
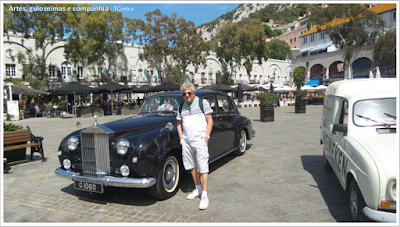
55, 91, 255, 200
320, 78, 396, 222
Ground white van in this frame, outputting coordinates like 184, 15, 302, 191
320, 78, 397, 222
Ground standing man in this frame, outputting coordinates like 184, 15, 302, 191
177, 81, 213, 210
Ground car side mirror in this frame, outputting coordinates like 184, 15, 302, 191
333, 124, 347, 133
160, 122, 173, 135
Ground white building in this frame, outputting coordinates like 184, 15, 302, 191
3, 32, 292, 89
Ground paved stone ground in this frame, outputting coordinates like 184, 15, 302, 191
2, 105, 352, 223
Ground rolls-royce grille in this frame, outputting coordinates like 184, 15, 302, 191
81, 127, 111, 177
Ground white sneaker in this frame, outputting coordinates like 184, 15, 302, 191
186, 189, 200, 200
199, 195, 209, 210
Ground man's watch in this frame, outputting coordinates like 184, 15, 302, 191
205, 135, 210, 139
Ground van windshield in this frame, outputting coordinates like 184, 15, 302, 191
354, 98, 396, 127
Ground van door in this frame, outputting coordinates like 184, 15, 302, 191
328, 99, 349, 186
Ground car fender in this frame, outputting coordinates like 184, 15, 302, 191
345, 137, 380, 210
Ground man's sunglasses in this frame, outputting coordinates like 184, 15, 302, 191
182, 92, 192, 96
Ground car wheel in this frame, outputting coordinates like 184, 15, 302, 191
349, 179, 369, 221
323, 149, 332, 171
234, 130, 247, 156
148, 154, 180, 200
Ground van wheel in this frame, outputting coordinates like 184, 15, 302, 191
349, 179, 369, 221
323, 149, 332, 171
148, 154, 180, 200
234, 130, 247, 156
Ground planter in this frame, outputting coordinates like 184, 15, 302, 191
295, 101, 306, 113
4, 142, 27, 162
260, 105, 274, 122
312, 98, 324, 105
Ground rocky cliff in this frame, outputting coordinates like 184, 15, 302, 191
198, 3, 297, 41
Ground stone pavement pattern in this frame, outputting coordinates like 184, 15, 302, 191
2, 105, 351, 223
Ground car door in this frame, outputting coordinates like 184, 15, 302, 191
329, 99, 349, 186
216, 94, 236, 149
202, 94, 226, 161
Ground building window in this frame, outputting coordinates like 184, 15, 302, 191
392, 11, 396, 21
294, 37, 296, 42
320, 33, 325, 40
290, 38, 293, 43
77, 67, 83, 79
61, 62, 72, 79
208, 73, 213, 84
49, 65, 56, 78
6, 64, 16, 78
310, 35, 315, 42
303, 37, 307, 44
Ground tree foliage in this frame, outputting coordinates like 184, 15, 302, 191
5, 3, 76, 90
216, 61, 234, 85
126, 9, 209, 83
216, 19, 269, 80
292, 67, 305, 88
373, 31, 396, 77
170, 67, 189, 85
307, 4, 385, 64
215, 20, 240, 78
267, 39, 292, 60
236, 19, 269, 76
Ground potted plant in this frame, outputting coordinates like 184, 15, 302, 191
256, 92, 278, 122
292, 67, 308, 113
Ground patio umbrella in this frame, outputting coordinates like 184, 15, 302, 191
154, 83, 180, 92
91, 82, 131, 111
274, 86, 295, 92
5, 84, 49, 96
49, 81, 96, 117
207, 83, 237, 92
313, 85, 328, 91
301, 85, 316, 91
135, 85, 159, 93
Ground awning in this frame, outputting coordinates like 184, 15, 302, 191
305, 79, 321, 86
299, 47, 314, 54
309, 42, 332, 54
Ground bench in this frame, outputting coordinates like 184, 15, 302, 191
3, 126, 46, 162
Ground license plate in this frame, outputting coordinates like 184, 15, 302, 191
74, 180, 103, 193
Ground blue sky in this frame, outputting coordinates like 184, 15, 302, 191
90, 3, 240, 26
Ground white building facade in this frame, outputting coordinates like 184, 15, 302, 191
3, 32, 292, 90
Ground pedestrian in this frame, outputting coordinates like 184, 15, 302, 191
177, 81, 213, 210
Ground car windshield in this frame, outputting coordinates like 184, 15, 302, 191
139, 94, 184, 114
353, 98, 396, 127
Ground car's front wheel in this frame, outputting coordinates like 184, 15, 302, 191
148, 153, 180, 200
349, 179, 369, 221
234, 130, 247, 156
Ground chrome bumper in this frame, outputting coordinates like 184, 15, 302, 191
363, 206, 396, 222
55, 168, 156, 189
252, 130, 256, 137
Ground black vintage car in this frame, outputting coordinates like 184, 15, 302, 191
55, 90, 255, 199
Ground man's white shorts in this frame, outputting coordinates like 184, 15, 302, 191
180, 138, 209, 174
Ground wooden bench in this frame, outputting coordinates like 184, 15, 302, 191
3, 126, 45, 162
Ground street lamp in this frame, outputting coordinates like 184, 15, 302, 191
270, 68, 276, 93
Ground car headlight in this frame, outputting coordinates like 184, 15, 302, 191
120, 165, 130, 177
387, 178, 397, 201
117, 139, 130, 155
67, 136, 79, 151
63, 159, 71, 170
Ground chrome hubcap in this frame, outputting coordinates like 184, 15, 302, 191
239, 131, 246, 151
163, 159, 177, 190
